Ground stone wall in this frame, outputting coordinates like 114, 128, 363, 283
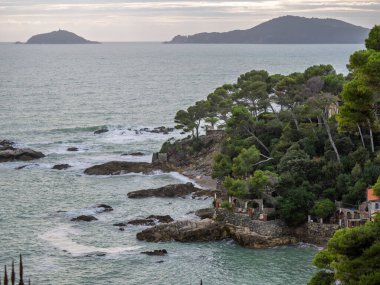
293, 222, 340, 246
215, 209, 339, 246
215, 209, 288, 237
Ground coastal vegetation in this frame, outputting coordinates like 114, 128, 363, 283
308, 214, 380, 285
174, 25, 380, 227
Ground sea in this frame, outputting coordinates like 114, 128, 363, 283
0, 43, 362, 284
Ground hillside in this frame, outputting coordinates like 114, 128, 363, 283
26, 30, 99, 44
166, 15, 369, 44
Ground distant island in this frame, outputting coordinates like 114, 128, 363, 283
25, 29, 100, 44
166, 15, 369, 44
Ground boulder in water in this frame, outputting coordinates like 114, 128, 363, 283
94, 128, 108, 134
71, 215, 98, 222
96, 204, 113, 212
67, 147, 79, 152
127, 219, 155, 226
141, 249, 168, 256
0, 148, 45, 163
52, 164, 71, 170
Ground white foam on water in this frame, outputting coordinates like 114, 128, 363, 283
97, 126, 181, 145
40, 225, 141, 257
168, 172, 203, 188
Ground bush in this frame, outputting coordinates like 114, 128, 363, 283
221, 200, 232, 211
307, 271, 334, 285
312, 199, 336, 220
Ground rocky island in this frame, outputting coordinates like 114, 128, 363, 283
25, 29, 99, 44
166, 15, 369, 44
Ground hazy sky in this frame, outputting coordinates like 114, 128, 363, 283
0, 0, 379, 41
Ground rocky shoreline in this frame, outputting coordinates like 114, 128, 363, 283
2, 135, 337, 250
135, 208, 336, 248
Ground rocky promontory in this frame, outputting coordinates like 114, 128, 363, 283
84, 161, 172, 175
136, 218, 296, 248
127, 182, 215, 198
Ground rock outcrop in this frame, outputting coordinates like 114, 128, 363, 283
136, 211, 300, 248
229, 226, 296, 248
52, 164, 71, 170
84, 161, 171, 175
146, 215, 174, 223
157, 130, 225, 177
136, 219, 230, 242
71, 215, 98, 222
128, 182, 202, 198
0, 142, 45, 163
195, 208, 215, 219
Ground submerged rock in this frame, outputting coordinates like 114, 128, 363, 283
113, 222, 127, 227
146, 215, 174, 223
141, 249, 168, 256
52, 164, 72, 170
127, 219, 156, 226
84, 161, 171, 175
67, 147, 79, 152
96, 204, 113, 212
127, 182, 202, 198
125, 152, 145, 156
15, 164, 39, 170
0, 148, 45, 163
94, 128, 109, 134
71, 215, 98, 222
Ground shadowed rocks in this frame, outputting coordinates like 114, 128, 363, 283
52, 164, 71, 170
84, 161, 172, 175
0, 140, 45, 163
128, 183, 204, 198
71, 215, 98, 222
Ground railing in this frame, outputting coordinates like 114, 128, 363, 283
1, 255, 29, 285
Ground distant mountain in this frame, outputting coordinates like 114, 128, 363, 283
26, 30, 99, 44
166, 16, 370, 44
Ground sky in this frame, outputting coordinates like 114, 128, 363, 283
0, 0, 379, 42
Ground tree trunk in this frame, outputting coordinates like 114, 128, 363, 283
367, 119, 375, 153
317, 116, 322, 129
269, 102, 282, 124
357, 123, 366, 149
308, 117, 316, 134
322, 115, 340, 163
290, 110, 299, 131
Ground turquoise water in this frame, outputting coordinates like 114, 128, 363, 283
0, 43, 361, 284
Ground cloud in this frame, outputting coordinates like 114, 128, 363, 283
0, 0, 379, 41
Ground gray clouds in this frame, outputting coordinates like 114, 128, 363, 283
0, 0, 379, 41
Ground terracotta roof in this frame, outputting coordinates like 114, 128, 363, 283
367, 188, 380, 201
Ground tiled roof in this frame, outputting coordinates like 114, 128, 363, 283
367, 188, 380, 201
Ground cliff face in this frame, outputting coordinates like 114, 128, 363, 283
26, 30, 99, 44
158, 130, 225, 176
166, 15, 369, 44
